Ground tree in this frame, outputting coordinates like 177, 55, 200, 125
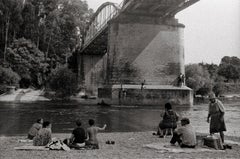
185, 64, 212, 96
48, 66, 78, 98
6, 38, 49, 88
0, 0, 93, 88
218, 64, 239, 82
0, 66, 20, 94
0, 66, 20, 86
213, 82, 225, 97
218, 56, 240, 82
0, 0, 23, 61
199, 63, 219, 80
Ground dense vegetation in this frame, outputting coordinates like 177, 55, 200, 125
0, 0, 239, 98
0, 0, 92, 96
185, 56, 240, 97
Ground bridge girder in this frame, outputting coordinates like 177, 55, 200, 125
81, 0, 200, 54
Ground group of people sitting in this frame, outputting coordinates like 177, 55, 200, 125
156, 103, 197, 148
27, 118, 106, 149
28, 92, 226, 150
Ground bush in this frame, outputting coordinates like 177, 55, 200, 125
185, 64, 212, 96
6, 38, 49, 88
0, 66, 20, 94
213, 82, 225, 97
48, 66, 78, 98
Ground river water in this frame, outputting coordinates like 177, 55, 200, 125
0, 101, 239, 137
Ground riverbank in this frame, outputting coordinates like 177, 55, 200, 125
1, 132, 240, 159
0, 89, 50, 102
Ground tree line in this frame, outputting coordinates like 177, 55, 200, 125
0, 0, 93, 95
0, 0, 239, 98
185, 56, 240, 97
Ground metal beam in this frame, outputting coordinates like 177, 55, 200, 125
169, 0, 200, 16
149, 4, 168, 13
131, 2, 142, 11
163, 0, 200, 17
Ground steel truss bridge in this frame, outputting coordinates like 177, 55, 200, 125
81, 0, 199, 54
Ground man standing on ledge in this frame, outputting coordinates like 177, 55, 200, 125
207, 92, 227, 143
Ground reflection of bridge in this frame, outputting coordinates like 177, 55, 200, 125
79, 0, 199, 106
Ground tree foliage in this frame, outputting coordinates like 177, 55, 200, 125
185, 64, 212, 96
0, 66, 20, 86
0, 0, 23, 60
48, 66, 78, 98
0, 66, 20, 94
0, 0, 92, 88
6, 38, 49, 88
218, 56, 240, 82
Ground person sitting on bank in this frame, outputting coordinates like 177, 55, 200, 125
158, 103, 179, 138
33, 121, 52, 146
64, 119, 87, 148
27, 118, 43, 140
170, 118, 196, 148
85, 119, 107, 149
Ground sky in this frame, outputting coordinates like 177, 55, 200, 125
86, 0, 240, 64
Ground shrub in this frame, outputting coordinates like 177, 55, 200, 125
48, 66, 78, 98
0, 66, 20, 94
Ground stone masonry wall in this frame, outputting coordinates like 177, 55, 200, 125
108, 16, 185, 85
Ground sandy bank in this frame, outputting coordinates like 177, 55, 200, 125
1, 132, 240, 159
0, 89, 50, 102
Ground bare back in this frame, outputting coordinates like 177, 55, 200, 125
86, 126, 100, 145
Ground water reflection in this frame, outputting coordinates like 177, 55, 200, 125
0, 101, 239, 137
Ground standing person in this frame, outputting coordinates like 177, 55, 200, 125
27, 118, 43, 139
207, 92, 226, 143
177, 73, 185, 87
158, 103, 179, 137
86, 119, 107, 149
33, 121, 52, 146
170, 118, 196, 148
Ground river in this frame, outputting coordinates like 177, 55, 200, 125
0, 101, 239, 137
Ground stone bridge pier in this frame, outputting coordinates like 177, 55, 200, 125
79, 0, 199, 106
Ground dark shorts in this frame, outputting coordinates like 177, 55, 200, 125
27, 134, 34, 140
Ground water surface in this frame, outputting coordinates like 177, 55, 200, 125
0, 101, 239, 137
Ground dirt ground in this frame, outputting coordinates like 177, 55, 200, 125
1, 132, 240, 159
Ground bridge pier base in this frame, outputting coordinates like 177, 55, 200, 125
80, 14, 193, 106
98, 85, 193, 106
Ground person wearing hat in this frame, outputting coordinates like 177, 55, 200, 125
170, 117, 196, 148
207, 92, 226, 143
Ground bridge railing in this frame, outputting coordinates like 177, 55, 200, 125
83, 1, 124, 49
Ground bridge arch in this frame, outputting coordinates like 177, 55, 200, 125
84, 2, 120, 47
